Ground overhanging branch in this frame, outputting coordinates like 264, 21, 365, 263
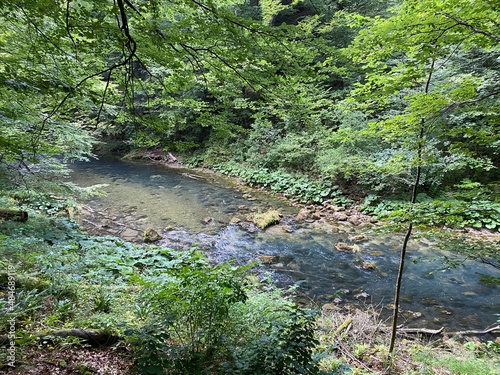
436, 12, 500, 43
32, 0, 139, 155
441, 88, 500, 113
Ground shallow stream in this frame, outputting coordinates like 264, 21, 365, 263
69, 157, 500, 332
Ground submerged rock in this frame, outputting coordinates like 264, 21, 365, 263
311, 211, 322, 220
348, 216, 361, 226
230, 217, 241, 225
348, 234, 368, 243
294, 208, 310, 222
332, 205, 346, 212
258, 255, 278, 264
241, 221, 258, 233
120, 228, 141, 241
462, 291, 477, 296
332, 212, 348, 221
335, 242, 358, 252
354, 292, 370, 299
369, 250, 384, 257
202, 216, 214, 224
361, 261, 376, 270
401, 310, 423, 319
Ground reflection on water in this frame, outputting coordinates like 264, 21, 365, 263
70, 157, 295, 234
69, 158, 500, 331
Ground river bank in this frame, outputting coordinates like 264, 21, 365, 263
121, 148, 500, 241
1, 155, 499, 375
68, 154, 500, 335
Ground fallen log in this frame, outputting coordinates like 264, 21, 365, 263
0, 329, 121, 347
395, 324, 500, 336
397, 327, 444, 335
448, 324, 500, 336
0, 208, 28, 222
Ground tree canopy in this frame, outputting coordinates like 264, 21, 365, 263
0, 0, 498, 228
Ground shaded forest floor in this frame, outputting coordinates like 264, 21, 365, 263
2, 306, 499, 375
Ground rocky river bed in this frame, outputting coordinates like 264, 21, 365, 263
68, 157, 500, 333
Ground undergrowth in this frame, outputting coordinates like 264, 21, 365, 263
359, 181, 500, 232
0, 207, 323, 374
212, 160, 351, 205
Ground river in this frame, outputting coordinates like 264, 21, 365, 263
68, 157, 500, 332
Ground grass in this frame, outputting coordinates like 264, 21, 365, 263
408, 340, 500, 375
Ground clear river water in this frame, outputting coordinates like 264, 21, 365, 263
68, 157, 500, 332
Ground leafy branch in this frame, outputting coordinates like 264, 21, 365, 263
435, 12, 500, 43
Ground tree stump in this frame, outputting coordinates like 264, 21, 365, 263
0, 209, 28, 222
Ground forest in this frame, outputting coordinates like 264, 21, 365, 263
0, 0, 499, 374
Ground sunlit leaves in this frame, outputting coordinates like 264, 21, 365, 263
335, 0, 500, 196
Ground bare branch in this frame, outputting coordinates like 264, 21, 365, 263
179, 44, 210, 90
123, 0, 144, 19
96, 70, 112, 126
116, 0, 137, 55
188, 0, 296, 53
18, 7, 71, 58
181, 44, 260, 92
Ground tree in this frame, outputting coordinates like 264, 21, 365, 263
341, 0, 499, 356
1, 0, 343, 176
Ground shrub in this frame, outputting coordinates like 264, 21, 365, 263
125, 263, 248, 374
125, 270, 322, 375
222, 306, 320, 375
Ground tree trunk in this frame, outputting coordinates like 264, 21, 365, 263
0, 209, 28, 222
0, 329, 120, 347
388, 59, 436, 356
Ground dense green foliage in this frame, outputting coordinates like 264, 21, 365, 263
360, 182, 500, 230
0, 197, 321, 374
1, 0, 498, 230
214, 161, 348, 204
337, 0, 499, 229
127, 273, 320, 374
0, 1, 499, 372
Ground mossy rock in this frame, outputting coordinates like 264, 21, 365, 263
143, 228, 162, 243
253, 210, 281, 230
